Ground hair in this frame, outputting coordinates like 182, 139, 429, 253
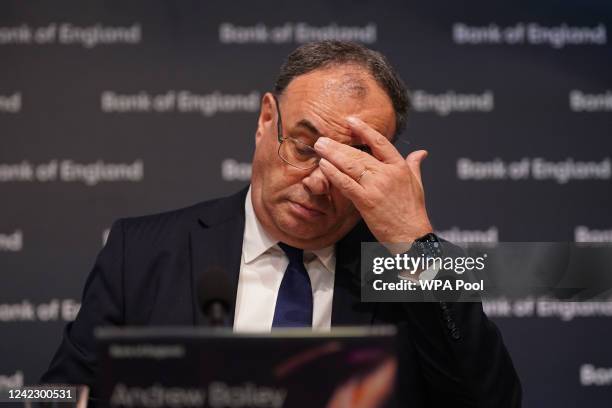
274, 40, 410, 138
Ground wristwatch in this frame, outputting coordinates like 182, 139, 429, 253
396, 232, 443, 281
411, 232, 443, 259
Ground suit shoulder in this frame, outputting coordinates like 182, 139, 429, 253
112, 188, 246, 244
113, 196, 223, 241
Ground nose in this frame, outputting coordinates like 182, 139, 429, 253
301, 165, 330, 195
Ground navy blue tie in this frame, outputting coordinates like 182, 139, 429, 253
272, 242, 313, 328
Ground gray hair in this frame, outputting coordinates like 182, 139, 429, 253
274, 40, 410, 138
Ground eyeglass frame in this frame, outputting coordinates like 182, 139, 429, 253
272, 93, 373, 170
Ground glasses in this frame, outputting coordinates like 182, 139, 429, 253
272, 94, 372, 170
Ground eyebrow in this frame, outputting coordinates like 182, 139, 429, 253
293, 117, 371, 151
295, 119, 324, 138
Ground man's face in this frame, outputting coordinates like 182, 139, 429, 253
251, 65, 396, 250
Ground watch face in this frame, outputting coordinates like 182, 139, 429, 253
414, 234, 443, 257
416, 233, 439, 243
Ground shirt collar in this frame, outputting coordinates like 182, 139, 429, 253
243, 186, 336, 273
243, 187, 278, 264
309, 245, 335, 274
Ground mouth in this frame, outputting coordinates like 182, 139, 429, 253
288, 200, 326, 219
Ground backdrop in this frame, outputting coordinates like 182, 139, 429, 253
1, 1, 611, 406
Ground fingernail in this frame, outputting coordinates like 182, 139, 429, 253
315, 137, 329, 150
319, 158, 330, 168
346, 116, 360, 126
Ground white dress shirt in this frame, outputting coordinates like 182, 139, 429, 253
233, 187, 336, 332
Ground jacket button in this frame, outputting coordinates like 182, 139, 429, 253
450, 329, 461, 340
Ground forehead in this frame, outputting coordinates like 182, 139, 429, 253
279, 65, 396, 143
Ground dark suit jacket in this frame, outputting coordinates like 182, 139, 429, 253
42, 187, 521, 407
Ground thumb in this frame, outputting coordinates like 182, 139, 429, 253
406, 150, 428, 182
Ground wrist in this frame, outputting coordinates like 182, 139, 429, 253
392, 223, 434, 244
384, 226, 434, 255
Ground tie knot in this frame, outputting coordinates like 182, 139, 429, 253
278, 242, 304, 264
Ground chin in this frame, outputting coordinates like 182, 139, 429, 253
276, 212, 357, 248
278, 217, 330, 240
272, 212, 329, 242
262, 199, 357, 246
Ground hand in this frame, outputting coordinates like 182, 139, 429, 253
314, 116, 433, 244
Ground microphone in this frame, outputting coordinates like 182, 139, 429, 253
197, 266, 233, 327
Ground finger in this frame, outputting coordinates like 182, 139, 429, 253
314, 137, 379, 180
318, 158, 365, 205
406, 150, 428, 185
346, 116, 403, 164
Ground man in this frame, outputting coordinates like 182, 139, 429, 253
42, 41, 521, 406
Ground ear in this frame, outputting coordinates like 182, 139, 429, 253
255, 92, 276, 145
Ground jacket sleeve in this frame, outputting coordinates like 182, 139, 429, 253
40, 219, 126, 389
393, 238, 522, 407
400, 300, 522, 407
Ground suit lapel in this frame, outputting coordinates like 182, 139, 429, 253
331, 221, 377, 326
189, 188, 248, 326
